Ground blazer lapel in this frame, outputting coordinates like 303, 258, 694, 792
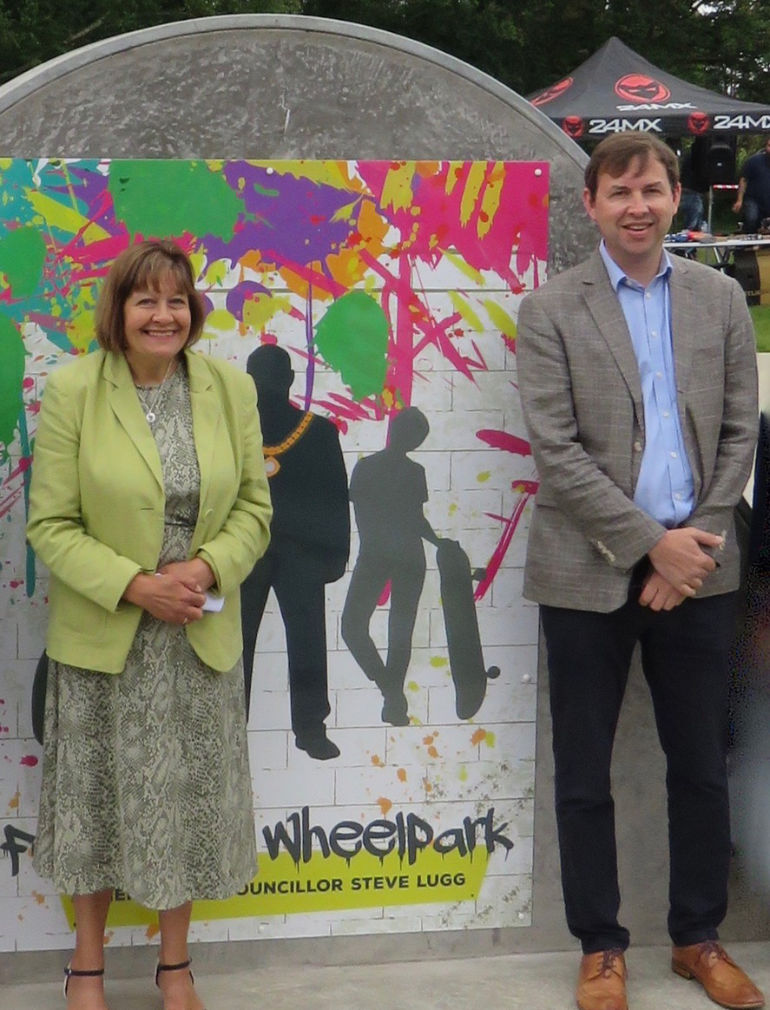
187, 351, 223, 513
668, 259, 696, 396
581, 254, 644, 422
103, 352, 164, 490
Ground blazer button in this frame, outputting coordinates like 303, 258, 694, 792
633, 440, 643, 452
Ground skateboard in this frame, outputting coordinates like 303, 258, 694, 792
437, 539, 500, 720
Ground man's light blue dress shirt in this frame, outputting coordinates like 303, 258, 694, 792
599, 242, 695, 528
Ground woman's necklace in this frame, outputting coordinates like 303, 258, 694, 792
134, 358, 177, 425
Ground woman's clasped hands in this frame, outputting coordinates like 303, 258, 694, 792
123, 558, 215, 626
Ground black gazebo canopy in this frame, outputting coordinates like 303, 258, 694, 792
528, 37, 770, 141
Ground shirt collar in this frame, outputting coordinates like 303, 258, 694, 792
598, 240, 672, 292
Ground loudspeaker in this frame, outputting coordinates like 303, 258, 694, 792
707, 142, 736, 185
732, 248, 770, 306
689, 137, 736, 188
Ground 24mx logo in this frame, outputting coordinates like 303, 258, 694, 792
588, 118, 663, 134
713, 114, 770, 131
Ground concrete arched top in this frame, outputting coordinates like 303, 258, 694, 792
0, 14, 595, 268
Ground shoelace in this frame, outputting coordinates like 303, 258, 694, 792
587, 949, 625, 979
696, 940, 732, 965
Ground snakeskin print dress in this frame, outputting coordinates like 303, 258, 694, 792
33, 365, 257, 909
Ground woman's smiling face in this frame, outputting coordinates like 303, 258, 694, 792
123, 272, 191, 372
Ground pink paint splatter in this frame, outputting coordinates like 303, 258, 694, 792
20, 755, 38, 767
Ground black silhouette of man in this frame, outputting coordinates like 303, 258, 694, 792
341, 407, 440, 725
241, 344, 350, 760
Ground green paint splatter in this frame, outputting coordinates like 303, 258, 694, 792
109, 161, 241, 240
0, 314, 25, 446
0, 227, 45, 297
314, 291, 388, 400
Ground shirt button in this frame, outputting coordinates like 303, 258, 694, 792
670, 451, 678, 458
651, 330, 658, 337
655, 371, 663, 378
663, 410, 670, 418
675, 492, 683, 500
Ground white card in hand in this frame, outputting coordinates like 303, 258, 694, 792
202, 593, 225, 613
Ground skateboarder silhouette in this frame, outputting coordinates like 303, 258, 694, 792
341, 408, 440, 725
342, 406, 498, 724
241, 344, 349, 760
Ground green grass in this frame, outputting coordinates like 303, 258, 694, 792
751, 306, 770, 352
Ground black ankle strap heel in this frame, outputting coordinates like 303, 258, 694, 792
155, 957, 195, 987
63, 963, 104, 999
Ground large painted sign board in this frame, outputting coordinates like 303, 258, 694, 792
0, 158, 547, 950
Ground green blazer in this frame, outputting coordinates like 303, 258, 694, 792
27, 348, 272, 673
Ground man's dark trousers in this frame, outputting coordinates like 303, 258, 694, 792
541, 578, 737, 954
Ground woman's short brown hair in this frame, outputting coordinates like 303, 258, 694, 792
584, 133, 680, 201
94, 239, 205, 353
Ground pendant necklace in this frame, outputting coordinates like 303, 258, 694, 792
136, 358, 176, 425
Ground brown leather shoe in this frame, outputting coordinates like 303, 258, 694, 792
672, 941, 765, 1009
576, 949, 628, 1010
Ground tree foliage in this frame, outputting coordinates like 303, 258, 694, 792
0, 0, 768, 107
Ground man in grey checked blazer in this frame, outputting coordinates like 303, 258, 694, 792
517, 133, 762, 1010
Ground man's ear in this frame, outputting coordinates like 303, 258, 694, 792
582, 187, 596, 221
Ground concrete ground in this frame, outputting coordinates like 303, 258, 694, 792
4, 942, 770, 1010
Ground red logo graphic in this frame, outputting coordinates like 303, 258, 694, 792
562, 116, 585, 139
687, 110, 711, 135
532, 77, 574, 107
614, 75, 671, 104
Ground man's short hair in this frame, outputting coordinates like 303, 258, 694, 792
584, 133, 680, 200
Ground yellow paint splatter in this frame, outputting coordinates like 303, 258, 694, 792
429, 656, 448, 668
243, 293, 290, 330
65, 309, 98, 352
423, 777, 432, 793
477, 471, 491, 483
24, 190, 110, 241
449, 291, 484, 332
145, 923, 160, 940
471, 728, 487, 746
459, 162, 487, 227
397, 768, 407, 782
423, 735, 434, 745
377, 797, 393, 816
371, 754, 384, 767
205, 308, 237, 332
427, 746, 439, 759
478, 163, 504, 237
381, 162, 416, 212
407, 680, 419, 694
444, 249, 484, 285
483, 732, 497, 749
8, 789, 19, 810
484, 299, 517, 339
202, 258, 229, 287
458, 766, 468, 782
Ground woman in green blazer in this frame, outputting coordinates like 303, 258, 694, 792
27, 240, 272, 1010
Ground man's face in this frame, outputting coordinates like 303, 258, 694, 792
582, 154, 681, 281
